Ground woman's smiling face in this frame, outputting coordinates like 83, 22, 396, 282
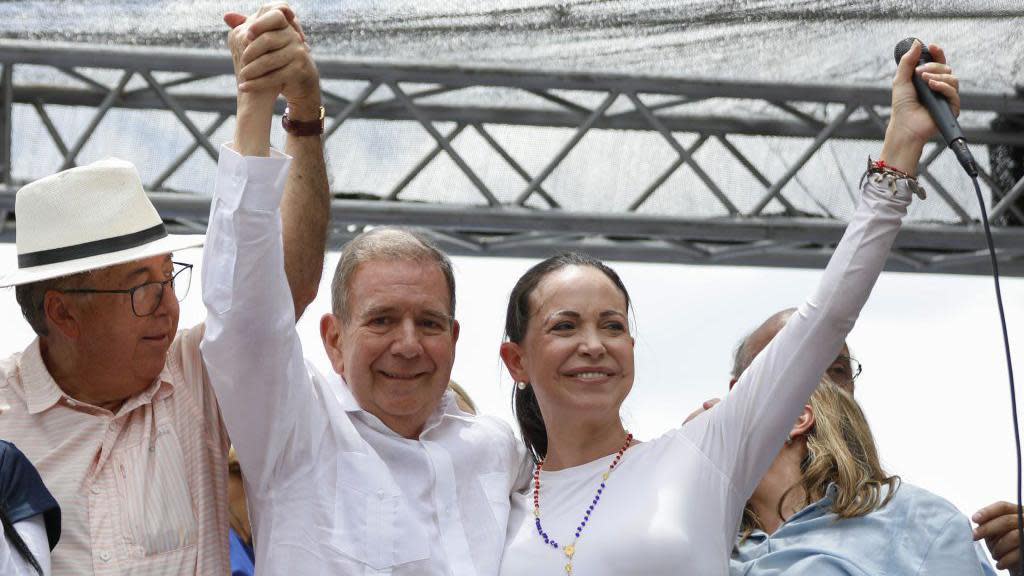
508, 265, 635, 424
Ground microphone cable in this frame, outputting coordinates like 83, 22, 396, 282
968, 173, 1021, 575
895, 38, 1020, 570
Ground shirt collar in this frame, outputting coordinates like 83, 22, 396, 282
333, 374, 471, 435
742, 530, 769, 545
21, 339, 63, 415
424, 390, 476, 430
20, 338, 175, 415
741, 482, 841, 543
333, 375, 364, 414
117, 371, 175, 415
782, 482, 839, 524
821, 482, 839, 505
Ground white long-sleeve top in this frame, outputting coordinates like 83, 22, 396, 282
200, 145, 527, 576
499, 175, 914, 576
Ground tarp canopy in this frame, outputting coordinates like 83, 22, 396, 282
0, 1, 1022, 272
2, 1, 1020, 92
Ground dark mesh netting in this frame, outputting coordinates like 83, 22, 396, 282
989, 92, 1024, 226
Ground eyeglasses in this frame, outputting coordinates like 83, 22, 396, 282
826, 354, 862, 386
59, 262, 193, 317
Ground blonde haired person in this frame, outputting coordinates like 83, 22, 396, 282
731, 378, 994, 574
716, 305, 1011, 569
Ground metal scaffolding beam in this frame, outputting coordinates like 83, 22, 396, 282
0, 40, 1022, 276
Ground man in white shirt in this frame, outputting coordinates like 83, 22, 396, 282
200, 8, 527, 576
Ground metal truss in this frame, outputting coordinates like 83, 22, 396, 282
0, 40, 1023, 276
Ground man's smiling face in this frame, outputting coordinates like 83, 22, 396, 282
327, 259, 459, 436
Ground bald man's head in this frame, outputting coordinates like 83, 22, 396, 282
730, 307, 854, 392
731, 308, 796, 379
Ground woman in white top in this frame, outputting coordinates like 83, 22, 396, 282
497, 41, 960, 576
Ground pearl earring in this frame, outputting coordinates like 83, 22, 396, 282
516, 381, 528, 390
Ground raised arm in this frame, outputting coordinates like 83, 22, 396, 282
280, 101, 329, 320
201, 6, 323, 492
226, 4, 328, 320
683, 41, 960, 499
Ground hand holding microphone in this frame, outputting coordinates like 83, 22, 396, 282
884, 38, 976, 177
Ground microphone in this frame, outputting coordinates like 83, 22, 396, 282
893, 37, 978, 177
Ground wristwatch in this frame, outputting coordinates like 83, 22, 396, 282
281, 105, 325, 136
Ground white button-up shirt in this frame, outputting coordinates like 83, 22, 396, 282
200, 145, 528, 575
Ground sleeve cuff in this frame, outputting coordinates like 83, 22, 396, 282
864, 172, 917, 204
214, 143, 293, 212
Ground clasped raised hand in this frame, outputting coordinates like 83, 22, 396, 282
224, 4, 319, 110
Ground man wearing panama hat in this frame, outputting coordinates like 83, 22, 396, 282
0, 5, 327, 574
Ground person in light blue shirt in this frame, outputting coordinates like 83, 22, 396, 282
729, 378, 994, 575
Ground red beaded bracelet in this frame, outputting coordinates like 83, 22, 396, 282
869, 158, 914, 180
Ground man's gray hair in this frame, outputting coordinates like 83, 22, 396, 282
331, 227, 456, 322
14, 270, 94, 337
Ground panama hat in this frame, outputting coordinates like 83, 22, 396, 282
0, 158, 204, 287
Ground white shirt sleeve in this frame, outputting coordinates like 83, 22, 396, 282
7, 514, 50, 576
200, 144, 315, 494
682, 176, 914, 501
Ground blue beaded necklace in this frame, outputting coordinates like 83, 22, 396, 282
532, 432, 634, 574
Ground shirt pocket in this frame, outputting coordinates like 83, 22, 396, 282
333, 452, 430, 570
112, 426, 197, 557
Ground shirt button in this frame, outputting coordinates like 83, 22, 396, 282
108, 421, 117, 431
99, 550, 111, 562
376, 490, 386, 499
90, 486, 101, 495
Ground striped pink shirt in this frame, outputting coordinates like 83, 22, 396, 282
0, 325, 230, 575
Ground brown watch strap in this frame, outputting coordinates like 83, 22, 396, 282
281, 105, 325, 136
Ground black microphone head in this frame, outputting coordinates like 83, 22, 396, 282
894, 37, 931, 64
